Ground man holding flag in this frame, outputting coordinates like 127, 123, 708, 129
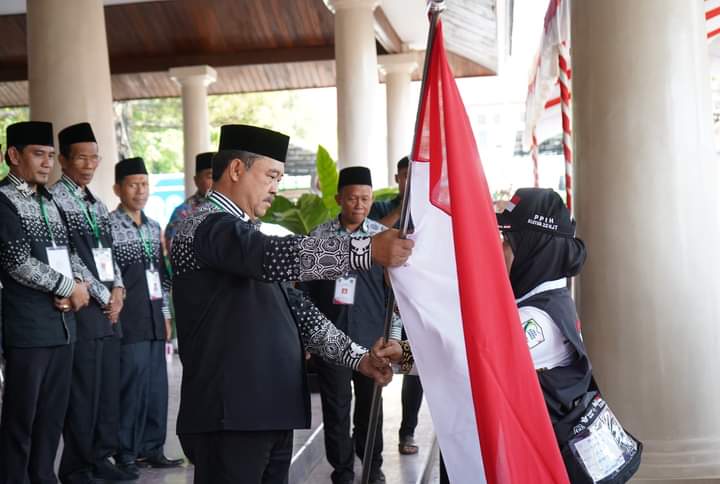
375, 6, 570, 483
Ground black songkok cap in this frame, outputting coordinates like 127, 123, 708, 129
195, 152, 215, 173
115, 157, 148, 184
218, 124, 289, 162
397, 156, 409, 171
58, 122, 96, 147
6, 121, 54, 148
338, 166, 373, 190
496, 188, 575, 237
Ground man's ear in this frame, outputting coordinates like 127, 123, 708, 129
335, 192, 342, 206
228, 158, 247, 182
7, 146, 22, 168
113, 183, 121, 198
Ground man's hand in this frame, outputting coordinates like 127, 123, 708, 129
371, 229, 414, 268
357, 354, 393, 386
54, 297, 72, 312
373, 339, 403, 364
69, 282, 90, 311
104, 287, 125, 324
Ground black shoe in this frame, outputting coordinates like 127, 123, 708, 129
136, 454, 184, 468
115, 462, 140, 478
370, 469, 386, 483
59, 471, 100, 484
94, 458, 138, 481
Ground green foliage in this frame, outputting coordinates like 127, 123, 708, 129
0, 107, 30, 179
262, 146, 400, 235
373, 187, 399, 202
316, 145, 340, 215
262, 145, 339, 234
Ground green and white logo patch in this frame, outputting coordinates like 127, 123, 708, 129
523, 319, 545, 349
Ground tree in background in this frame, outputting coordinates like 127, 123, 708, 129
117, 89, 328, 175
0, 107, 30, 179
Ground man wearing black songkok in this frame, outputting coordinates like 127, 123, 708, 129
164, 151, 214, 250
170, 124, 413, 483
110, 157, 182, 472
50, 122, 133, 482
0, 121, 91, 483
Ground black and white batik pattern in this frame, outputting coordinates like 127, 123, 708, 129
0, 175, 78, 298
109, 208, 171, 318
286, 286, 367, 369
49, 179, 119, 305
171, 197, 369, 369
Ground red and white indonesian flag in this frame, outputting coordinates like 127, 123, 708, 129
524, 0, 570, 148
708, 0, 720, 42
388, 19, 569, 484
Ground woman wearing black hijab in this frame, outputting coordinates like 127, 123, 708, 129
376, 188, 641, 483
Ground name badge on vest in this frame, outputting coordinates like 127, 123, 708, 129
146, 269, 163, 301
333, 276, 357, 305
92, 247, 115, 282
46, 246, 73, 280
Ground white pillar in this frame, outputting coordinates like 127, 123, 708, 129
379, 53, 418, 185
27, 0, 118, 204
572, 1, 720, 481
326, 0, 380, 173
169, 65, 217, 198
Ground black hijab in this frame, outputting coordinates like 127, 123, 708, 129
504, 230, 586, 299
496, 188, 586, 299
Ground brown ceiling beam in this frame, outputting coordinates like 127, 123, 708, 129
373, 7, 403, 54
0, 46, 336, 82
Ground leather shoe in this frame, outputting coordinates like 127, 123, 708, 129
136, 454, 184, 468
116, 462, 140, 477
94, 458, 138, 480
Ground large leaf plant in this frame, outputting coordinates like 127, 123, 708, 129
261, 146, 398, 235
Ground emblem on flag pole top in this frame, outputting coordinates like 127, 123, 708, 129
427, 0, 446, 13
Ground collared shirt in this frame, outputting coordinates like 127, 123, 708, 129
50, 175, 124, 340
164, 191, 208, 251
368, 195, 401, 222
170, 189, 374, 433
303, 216, 402, 346
0, 172, 82, 348
110, 207, 170, 344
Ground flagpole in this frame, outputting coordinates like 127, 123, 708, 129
360, 2, 445, 483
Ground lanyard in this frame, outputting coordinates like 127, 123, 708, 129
136, 223, 155, 269
38, 195, 58, 247
62, 180, 102, 246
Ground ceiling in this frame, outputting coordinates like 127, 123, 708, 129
0, 0, 498, 107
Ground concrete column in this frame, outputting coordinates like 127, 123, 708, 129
27, 0, 118, 204
169, 65, 217, 197
326, 0, 380, 174
379, 53, 418, 185
572, 1, 720, 481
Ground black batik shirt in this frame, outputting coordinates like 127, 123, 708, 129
110, 207, 170, 344
170, 190, 374, 432
0, 173, 92, 348
50, 175, 124, 340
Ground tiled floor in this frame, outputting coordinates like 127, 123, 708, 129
2, 355, 437, 483
134, 357, 438, 483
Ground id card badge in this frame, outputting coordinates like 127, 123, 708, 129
92, 247, 115, 282
333, 276, 357, 305
146, 269, 163, 300
46, 245, 73, 280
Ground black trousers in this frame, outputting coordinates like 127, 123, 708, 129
399, 374, 423, 438
0, 344, 73, 484
179, 430, 293, 484
59, 336, 121, 480
117, 340, 168, 463
315, 357, 383, 484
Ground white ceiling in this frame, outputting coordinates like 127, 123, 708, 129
0, 0, 165, 16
